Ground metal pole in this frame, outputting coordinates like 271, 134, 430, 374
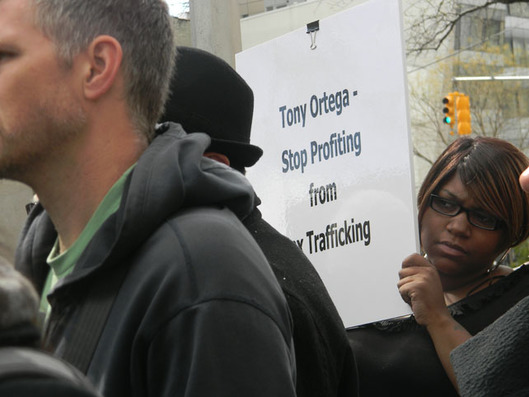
189, 0, 242, 67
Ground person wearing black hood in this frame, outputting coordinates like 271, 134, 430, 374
7, 1, 296, 396
159, 46, 359, 397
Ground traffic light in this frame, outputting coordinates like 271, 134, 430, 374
456, 94, 471, 135
442, 92, 456, 129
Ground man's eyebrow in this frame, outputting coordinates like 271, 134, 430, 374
0, 43, 18, 51
0, 33, 21, 51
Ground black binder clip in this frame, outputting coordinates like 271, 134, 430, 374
306, 20, 319, 50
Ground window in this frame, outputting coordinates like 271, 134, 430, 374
456, 6, 505, 49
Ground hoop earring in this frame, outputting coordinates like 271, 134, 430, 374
488, 248, 511, 273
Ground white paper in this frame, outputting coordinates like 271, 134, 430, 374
236, 0, 418, 327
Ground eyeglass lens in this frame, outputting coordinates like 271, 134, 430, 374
429, 194, 498, 230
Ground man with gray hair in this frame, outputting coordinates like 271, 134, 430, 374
4, 0, 296, 396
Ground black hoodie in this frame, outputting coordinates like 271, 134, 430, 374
15, 123, 296, 397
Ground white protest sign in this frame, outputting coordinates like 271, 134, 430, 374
236, 0, 418, 327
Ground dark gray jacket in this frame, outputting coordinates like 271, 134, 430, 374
451, 294, 529, 397
15, 123, 296, 397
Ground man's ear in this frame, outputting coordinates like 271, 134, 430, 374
204, 152, 231, 167
82, 35, 123, 100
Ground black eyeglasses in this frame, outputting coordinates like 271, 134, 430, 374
429, 194, 500, 231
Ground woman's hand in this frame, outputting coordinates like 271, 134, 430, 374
398, 253, 471, 391
397, 253, 449, 327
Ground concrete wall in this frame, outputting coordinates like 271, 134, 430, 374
190, 0, 242, 67
0, 181, 32, 263
172, 16, 192, 47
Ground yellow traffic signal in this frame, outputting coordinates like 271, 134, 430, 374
442, 92, 456, 129
456, 94, 471, 135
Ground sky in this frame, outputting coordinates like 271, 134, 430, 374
165, 0, 188, 16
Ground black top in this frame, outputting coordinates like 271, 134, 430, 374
15, 124, 296, 397
244, 207, 358, 397
0, 323, 100, 396
0, 322, 40, 348
346, 264, 529, 396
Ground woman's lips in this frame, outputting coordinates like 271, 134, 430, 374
437, 241, 468, 257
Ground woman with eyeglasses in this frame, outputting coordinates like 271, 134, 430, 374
347, 136, 529, 397
444, 166, 529, 397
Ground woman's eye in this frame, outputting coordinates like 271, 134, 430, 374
473, 212, 494, 223
439, 198, 457, 210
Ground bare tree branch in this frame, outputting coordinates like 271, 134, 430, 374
406, 0, 529, 55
